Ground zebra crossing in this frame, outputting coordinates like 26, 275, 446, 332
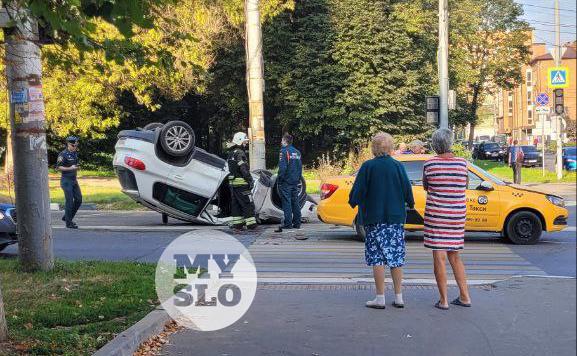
249, 225, 546, 284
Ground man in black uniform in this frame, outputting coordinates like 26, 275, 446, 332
56, 136, 82, 229
227, 132, 258, 230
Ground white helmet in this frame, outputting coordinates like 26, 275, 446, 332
231, 132, 249, 146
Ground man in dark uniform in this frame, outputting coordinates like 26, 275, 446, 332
57, 136, 82, 229
227, 132, 258, 230
275, 133, 303, 233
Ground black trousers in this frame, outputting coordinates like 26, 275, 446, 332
230, 185, 256, 227
61, 178, 82, 224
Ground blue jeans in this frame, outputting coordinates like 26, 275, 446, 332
279, 183, 301, 228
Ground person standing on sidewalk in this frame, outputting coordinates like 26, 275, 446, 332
349, 132, 414, 309
508, 140, 524, 184
422, 128, 471, 310
56, 136, 82, 229
274, 133, 303, 233
226, 132, 258, 231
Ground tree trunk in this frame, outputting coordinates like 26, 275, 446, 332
0, 281, 7, 342
467, 84, 482, 150
4, 4, 54, 271
4, 128, 13, 174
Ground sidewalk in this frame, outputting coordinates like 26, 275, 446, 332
161, 277, 576, 356
527, 183, 576, 199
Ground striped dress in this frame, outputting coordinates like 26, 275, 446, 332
423, 156, 468, 250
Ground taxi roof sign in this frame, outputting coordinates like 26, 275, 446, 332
548, 67, 569, 88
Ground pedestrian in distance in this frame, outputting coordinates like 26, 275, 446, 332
408, 140, 426, 154
393, 142, 408, 155
349, 132, 415, 309
274, 133, 303, 233
226, 132, 258, 231
56, 136, 83, 229
422, 128, 472, 310
508, 139, 524, 184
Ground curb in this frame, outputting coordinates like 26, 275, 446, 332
93, 308, 171, 356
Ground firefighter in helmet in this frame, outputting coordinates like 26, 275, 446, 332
227, 132, 258, 230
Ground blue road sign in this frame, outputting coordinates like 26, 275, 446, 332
548, 67, 569, 88
536, 92, 549, 106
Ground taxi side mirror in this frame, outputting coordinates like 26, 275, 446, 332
477, 181, 494, 191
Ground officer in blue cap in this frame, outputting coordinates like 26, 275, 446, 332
56, 136, 82, 228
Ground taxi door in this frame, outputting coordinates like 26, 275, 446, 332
464, 169, 501, 231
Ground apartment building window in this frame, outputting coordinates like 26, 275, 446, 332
528, 109, 533, 124
526, 69, 532, 87
508, 93, 513, 115
527, 88, 533, 106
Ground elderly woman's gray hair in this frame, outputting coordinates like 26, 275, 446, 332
371, 132, 394, 157
431, 128, 454, 154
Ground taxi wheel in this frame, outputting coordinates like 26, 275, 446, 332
354, 219, 366, 242
505, 211, 542, 245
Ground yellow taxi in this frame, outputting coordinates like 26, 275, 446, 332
317, 154, 569, 245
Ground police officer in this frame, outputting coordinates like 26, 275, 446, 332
57, 136, 82, 229
275, 133, 303, 233
227, 132, 258, 230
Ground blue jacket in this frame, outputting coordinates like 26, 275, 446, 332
349, 155, 415, 225
278, 145, 302, 185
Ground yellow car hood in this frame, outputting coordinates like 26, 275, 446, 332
506, 184, 554, 197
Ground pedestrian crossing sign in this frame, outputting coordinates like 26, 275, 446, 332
548, 67, 569, 88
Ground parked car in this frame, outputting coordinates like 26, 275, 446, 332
0, 204, 17, 252
518, 145, 543, 167
317, 155, 569, 245
472, 141, 505, 161
113, 121, 317, 225
562, 147, 576, 171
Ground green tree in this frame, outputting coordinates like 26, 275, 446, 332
448, 0, 530, 147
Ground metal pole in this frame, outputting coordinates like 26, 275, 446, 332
541, 113, 546, 176
4, 2, 53, 271
245, 0, 266, 170
438, 0, 449, 129
554, 0, 563, 180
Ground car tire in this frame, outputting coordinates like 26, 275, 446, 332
159, 121, 195, 157
505, 211, 542, 245
143, 122, 164, 131
354, 218, 366, 242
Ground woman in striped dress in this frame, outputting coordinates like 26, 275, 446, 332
422, 129, 472, 310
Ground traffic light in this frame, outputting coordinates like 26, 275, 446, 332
554, 89, 564, 115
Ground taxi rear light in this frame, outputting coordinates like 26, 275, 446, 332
124, 156, 146, 171
320, 183, 338, 200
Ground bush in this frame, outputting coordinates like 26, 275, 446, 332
452, 143, 472, 161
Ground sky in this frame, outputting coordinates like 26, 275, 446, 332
517, 0, 577, 49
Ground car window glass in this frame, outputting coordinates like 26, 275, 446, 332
402, 161, 424, 185
467, 170, 483, 190
521, 146, 537, 152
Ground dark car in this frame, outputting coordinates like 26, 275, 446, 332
0, 204, 17, 252
510, 145, 542, 167
473, 141, 505, 160
562, 147, 576, 171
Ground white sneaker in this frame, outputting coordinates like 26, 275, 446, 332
365, 299, 386, 309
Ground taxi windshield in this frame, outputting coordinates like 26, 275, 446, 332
469, 162, 506, 186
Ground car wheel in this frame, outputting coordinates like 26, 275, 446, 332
143, 122, 164, 131
354, 218, 366, 242
505, 211, 542, 245
160, 121, 195, 157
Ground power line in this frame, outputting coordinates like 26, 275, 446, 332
531, 27, 577, 35
527, 19, 577, 28
519, 3, 576, 12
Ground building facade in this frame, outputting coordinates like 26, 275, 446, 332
497, 40, 576, 144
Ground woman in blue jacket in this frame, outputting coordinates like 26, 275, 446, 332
349, 132, 415, 309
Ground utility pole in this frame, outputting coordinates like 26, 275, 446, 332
245, 0, 266, 170
2, 3, 53, 271
554, 0, 563, 180
438, 0, 449, 129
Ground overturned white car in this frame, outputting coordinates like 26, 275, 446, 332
113, 121, 317, 225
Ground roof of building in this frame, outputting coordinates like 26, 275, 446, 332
531, 42, 577, 63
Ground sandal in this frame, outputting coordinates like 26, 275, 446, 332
450, 298, 472, 307
434, 301, 449, 310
